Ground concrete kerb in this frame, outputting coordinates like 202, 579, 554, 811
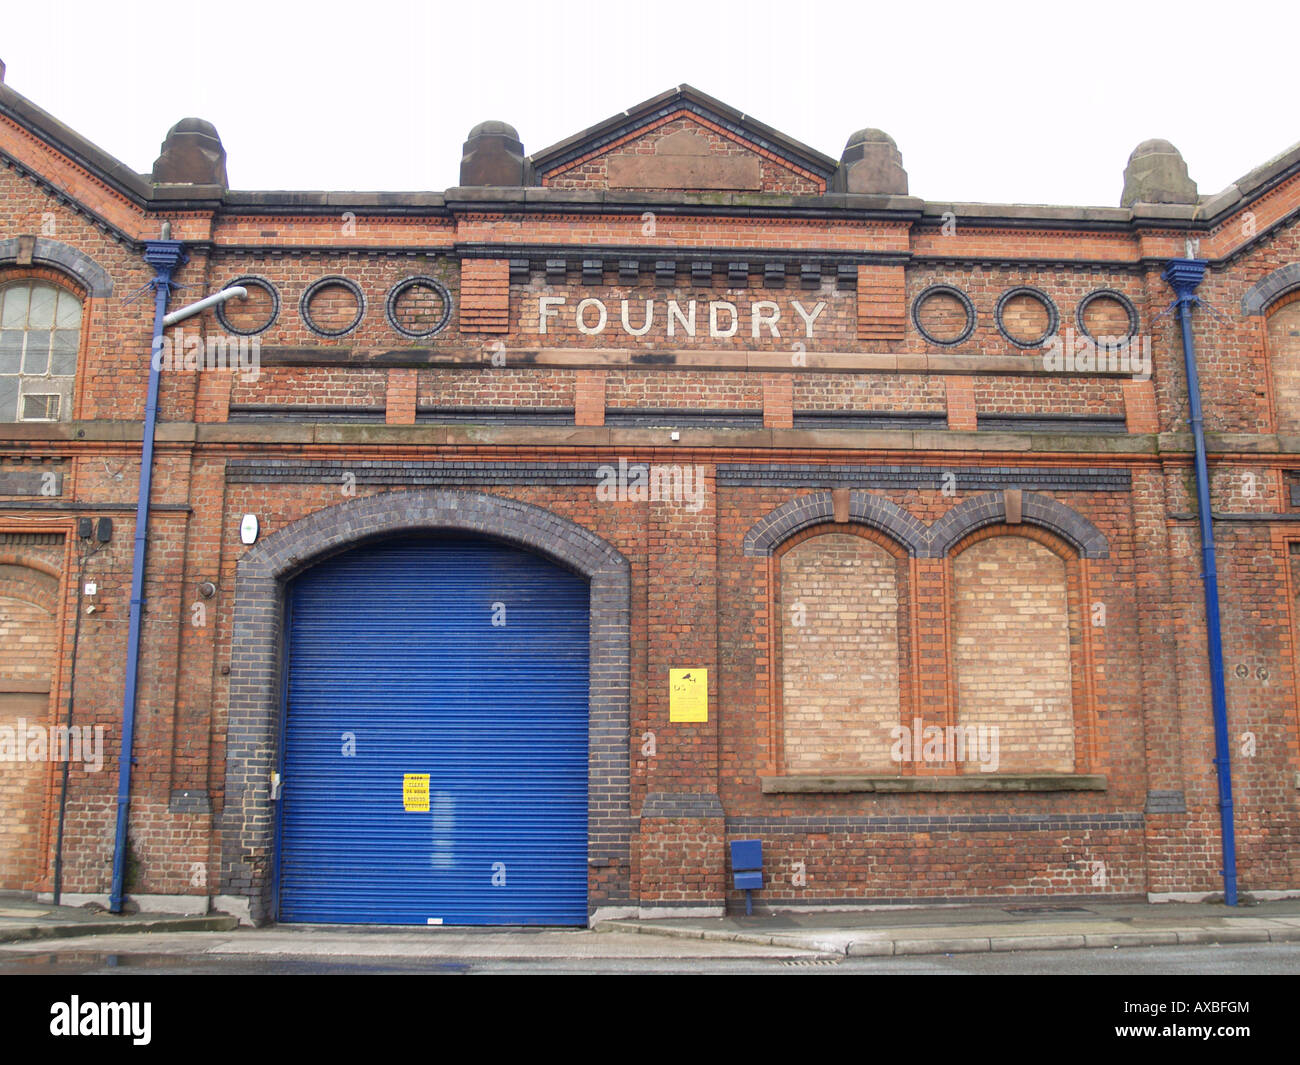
594, 918, 1300, 957
0, 914, 238, 945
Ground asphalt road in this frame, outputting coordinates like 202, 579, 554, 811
3, 941, 1298, 975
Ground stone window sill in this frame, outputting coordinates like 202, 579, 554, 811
760, 774, 1108, 794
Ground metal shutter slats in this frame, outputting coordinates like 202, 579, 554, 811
277, 536, 590, 925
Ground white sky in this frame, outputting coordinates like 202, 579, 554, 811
4, 0, 1297, 207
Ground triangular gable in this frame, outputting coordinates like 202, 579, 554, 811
529, 85, 838, 194
0, 80, 155, 243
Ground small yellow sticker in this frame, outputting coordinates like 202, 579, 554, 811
669, 668, 708, 722
403, 773, 430, 812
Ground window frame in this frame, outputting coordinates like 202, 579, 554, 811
0, 273, 87, 425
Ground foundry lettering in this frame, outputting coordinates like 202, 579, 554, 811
50, 995, 151, 1045
535, 296, 827, 340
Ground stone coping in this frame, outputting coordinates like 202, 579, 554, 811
0, 420, 1162, 453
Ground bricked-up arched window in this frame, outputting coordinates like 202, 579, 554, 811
950, 533, 1078, 774
1267, 291, 1300, 434
776, 528, 910, 773
0, 540, 63, 892
0, 281, 82, 423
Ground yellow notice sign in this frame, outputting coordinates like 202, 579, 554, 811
669, 669, 708, 722
403, 773, 430, 812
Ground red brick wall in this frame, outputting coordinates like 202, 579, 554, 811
417, 367, 576, 408
605, 369, 761, 409
3, 93, 1299, 915
794, 372, 945, 412
231, 366, 385, 407
973, 376, 1124, 416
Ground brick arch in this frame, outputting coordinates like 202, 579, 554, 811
743, 490, 929, 556
0, 550, 64, 590
0, 238, 112, 297
0, 264, 88, 301
1242, 263, 1300, 316
923, 491, 1108, 558
0, 567, 59, 615
221, 489, 631, 925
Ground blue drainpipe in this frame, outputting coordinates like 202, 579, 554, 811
110, 236, 187, 914
1162, 257, 1238, 907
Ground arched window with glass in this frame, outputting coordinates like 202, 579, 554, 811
0, 280, 82, 423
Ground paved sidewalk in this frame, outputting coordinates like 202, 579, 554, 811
597, 898, 1300, 957
2, 894, 1299, 960
0, 897, 237, 944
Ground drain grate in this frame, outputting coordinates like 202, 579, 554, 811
782, 958, 841, 967
1003, 905, 1093, 914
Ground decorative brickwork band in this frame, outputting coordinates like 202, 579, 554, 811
458, 258, 510, 333
856, 264, 906, 342
221, 489, 632, 923
727, 812, 1144, 833
640, 792, 725, 819
719, 464, 1131, 492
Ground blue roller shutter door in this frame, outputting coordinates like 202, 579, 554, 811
277, 535, 590, 925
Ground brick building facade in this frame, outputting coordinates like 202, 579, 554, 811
0, 73, 1297, 923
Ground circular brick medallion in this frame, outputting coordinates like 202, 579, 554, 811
912, 285, 975, 346
216, 276, 279, 336
995, 286, 1058, 348
1076, 289, 1139, 346
300, 276, 365, 338
386, 276, 453, 338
